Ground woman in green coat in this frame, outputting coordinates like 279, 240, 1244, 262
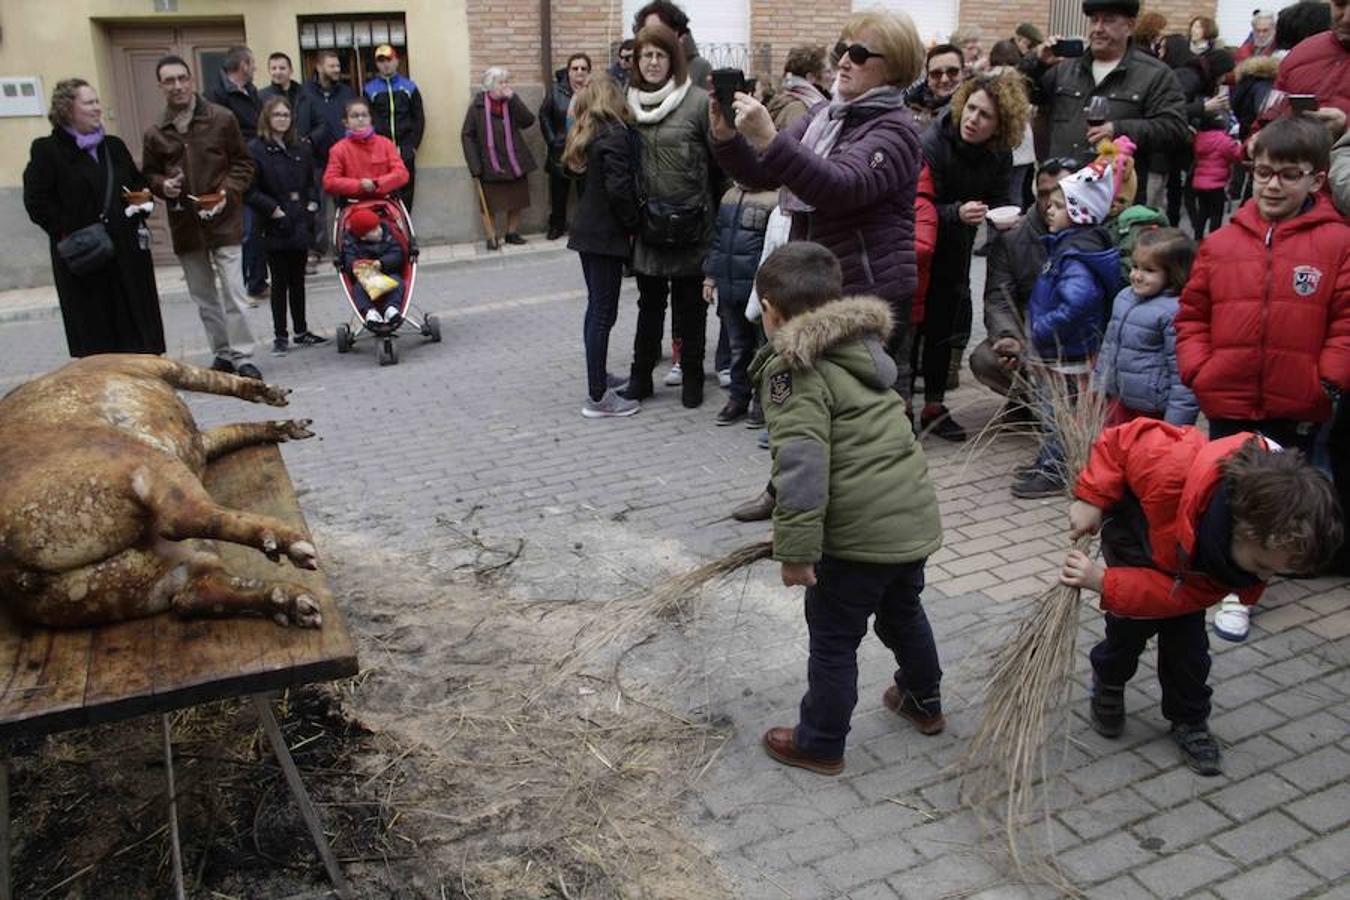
621, 24, 717, 408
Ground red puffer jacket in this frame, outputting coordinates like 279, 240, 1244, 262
911, 164, 938, 325
1175, 194, 1350, 422
1074, 420, 1269, 618
322, 131, 409, 198
1273, 32, 1350, 120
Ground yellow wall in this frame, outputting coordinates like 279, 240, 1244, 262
0, 0, 471, 186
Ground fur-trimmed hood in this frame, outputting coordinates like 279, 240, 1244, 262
1236, 54, 1279, 82
768, 296, 897, 387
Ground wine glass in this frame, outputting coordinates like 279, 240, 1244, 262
1085, 96, 1110, 127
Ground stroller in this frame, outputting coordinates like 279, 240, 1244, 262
332, 197, 441, 366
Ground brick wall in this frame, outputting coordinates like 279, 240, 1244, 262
550, 0, 626, 77
950, 0, 1218, 53
466, 0, 624, 88
748, 0, 851, 80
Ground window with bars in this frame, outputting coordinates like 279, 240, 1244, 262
296, 14, 410, 91
1048, 0, 1085, 40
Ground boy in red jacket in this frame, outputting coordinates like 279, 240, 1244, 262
1061, 420, 1342, 775
1175, 115, 1350, 640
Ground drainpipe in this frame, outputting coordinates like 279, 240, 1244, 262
540, 0, 552, 85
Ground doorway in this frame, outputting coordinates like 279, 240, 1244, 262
106, 21, 247, 264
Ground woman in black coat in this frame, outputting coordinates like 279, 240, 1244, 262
918, 72, 1027, 441
246, 96, 324, 354
563, 73, 642, 418
23, 78, 164, 357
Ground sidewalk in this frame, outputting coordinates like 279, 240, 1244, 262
0, 231, 571, 324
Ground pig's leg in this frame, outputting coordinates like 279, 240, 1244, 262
172, 554, 322, 628
131, 357, 293, 407
1, 546, 177, 627
131, 459, 318, 569
200, 419, 315, 462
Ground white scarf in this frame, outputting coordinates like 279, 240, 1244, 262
627, 79, 691, 124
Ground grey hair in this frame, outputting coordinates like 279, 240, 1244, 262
482, 67, 511, 91
1252, 9, 1276, 23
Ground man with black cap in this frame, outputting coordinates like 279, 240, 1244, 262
1021, 0, 1187, 164
364, 44, 425, 209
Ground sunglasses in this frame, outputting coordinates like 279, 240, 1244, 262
834, 41, 886, 66
928, 66, 962, 80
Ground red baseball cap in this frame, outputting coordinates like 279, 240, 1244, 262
375, 44, 398, 61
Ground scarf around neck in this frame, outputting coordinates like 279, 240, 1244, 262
627, 79, 691, 124
780, 74, 828, 111
779, 84, 906, 214
346, 125, 375, 140
484, 94, 523, 179
65, 125, 105, 161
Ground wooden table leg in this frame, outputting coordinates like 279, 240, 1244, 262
0, 758, 11, 900
162, 715, 187, 900
251, 695, 353, 900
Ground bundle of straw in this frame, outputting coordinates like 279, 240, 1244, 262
959, 366, 1111, 885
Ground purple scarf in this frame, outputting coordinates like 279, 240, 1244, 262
484, 95, 523, 178
65, 125, 105, 162
346, 126, 374, 140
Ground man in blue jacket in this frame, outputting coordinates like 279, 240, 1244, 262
364, 44, 425, 210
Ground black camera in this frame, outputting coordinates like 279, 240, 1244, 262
711, 68, 757, 126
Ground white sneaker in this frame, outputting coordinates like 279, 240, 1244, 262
718, 368, 732, 388
364, 309, 382, 325
1212, 594, 1250, 642
663, 363, 683, 386
582, 389, 640, 418
383, 306, 400, 323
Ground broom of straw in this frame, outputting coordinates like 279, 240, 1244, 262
958, 365, 1111, 887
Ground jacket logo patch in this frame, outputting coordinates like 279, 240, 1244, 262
869, 151, 885, 169
1292, 266, 1323, 297
769, 371, 793, 405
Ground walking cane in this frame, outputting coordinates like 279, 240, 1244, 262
473, 178, 497, 248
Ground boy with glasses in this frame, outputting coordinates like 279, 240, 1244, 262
1175, 115, 1350, 640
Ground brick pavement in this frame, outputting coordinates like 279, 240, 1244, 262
0, 252, 1344, 899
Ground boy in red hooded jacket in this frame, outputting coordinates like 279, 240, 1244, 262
1175, 115, 1350, 642
1061, 419, 1342, 775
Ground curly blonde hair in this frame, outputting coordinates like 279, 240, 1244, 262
48, 78, 92, 128
949, 70, 1030, 153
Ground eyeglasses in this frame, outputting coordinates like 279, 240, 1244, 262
928, 66, 962, 80
834, 41, 886, 66
1039, 156, 1081, 174
619, 52, 633, 60
1251, 164, 1314, 186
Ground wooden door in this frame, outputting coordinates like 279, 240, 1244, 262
106, 22, 246, 263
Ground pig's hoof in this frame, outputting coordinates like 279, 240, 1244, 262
260, 531, 281, 561
288, 540, 318, 569
261, 383, 291, 407
276, 418, 315, 440
270, 586, 322, 628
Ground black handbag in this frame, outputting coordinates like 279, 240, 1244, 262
629, 127, 706, 247
56, 148, 116, 276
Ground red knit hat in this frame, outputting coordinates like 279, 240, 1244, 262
347, 208, 381, 235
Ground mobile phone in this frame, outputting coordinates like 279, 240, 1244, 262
1289, 94, 1318, 112
711, 68, 754, 126
1052, 39, 1085, 58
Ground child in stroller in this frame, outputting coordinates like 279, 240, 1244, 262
341, 207, 405, 326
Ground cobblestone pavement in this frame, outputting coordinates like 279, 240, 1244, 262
1, 251, 1345, 899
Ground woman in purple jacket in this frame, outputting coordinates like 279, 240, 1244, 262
711, 10, 926, 392
713, 9, 927, 525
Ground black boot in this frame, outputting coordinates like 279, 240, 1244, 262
681, 365, 704, 408
621, 368, 653, 401
1090, 681, 1126, 738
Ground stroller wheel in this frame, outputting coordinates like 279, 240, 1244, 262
378, 338, 398, 366
336, 323, 352, 354
425, 314, 442, 343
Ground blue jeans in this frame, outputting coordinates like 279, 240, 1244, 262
579, 252, 625, 401
717, 291, 758, 405
795, 556, 940, 758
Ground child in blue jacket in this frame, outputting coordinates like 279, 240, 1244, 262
702, 183, 777, 426
1094, 227, 1200, 428
1014, 154, 1123, 499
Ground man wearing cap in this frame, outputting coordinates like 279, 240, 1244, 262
364, 45, 425, 209
1020, 0, 1187, 164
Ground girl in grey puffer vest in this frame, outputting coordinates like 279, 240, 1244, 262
1093, 228, 1199, 426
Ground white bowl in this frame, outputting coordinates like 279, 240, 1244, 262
986, 205, 1022, 230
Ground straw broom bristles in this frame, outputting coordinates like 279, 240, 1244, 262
959, 366, 1111, 888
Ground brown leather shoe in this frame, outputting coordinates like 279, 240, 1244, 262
883, 685, 946, 735
731, 490, 775, 522
762, 727, 844, 775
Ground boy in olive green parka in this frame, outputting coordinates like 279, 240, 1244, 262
749, 243, 944, 776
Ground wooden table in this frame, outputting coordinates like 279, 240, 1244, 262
0, 444, 359, 899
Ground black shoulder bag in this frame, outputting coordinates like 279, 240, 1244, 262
56, 148, 117, 276
632, 126, 706, 247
